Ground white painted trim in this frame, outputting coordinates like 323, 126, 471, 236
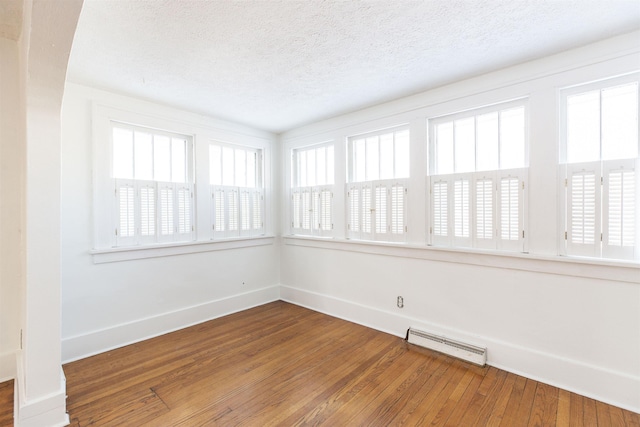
62, 285, 280, 363
15, 357, 69, 427
0, 351, 15, 382
283, 236, 640, 284
279, 285, 640, 413
91, 235, 275, 263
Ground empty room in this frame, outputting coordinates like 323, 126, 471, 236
0, 0, 639, 425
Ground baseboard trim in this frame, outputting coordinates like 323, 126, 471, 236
15, 356, 69, 427
0, 351, 16, 382
62, 285, 280, 363
280, 284, 640, 413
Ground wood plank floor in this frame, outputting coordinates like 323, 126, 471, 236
1, 302, 638, 426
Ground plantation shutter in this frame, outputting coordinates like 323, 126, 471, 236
212, 186, 226, 238
453, 175, 471, 247
115, 179, 136, 246
431, 177, 450, 246
319, 188, 332, 233
138, 181, 156, 244
239, 189, 251, 232
158, 183, 175, 242
602, 159, 637, 260
252, 189, 264, 233
391, 183, 406, 240
291, 189, 302, 232
176, 184, 194, 240
301, 188, 312, 231
497, 169, 526, 252
474, 175, 494, 249
347, 185, 360, 239
361, 184, 373, 240
566, 162, 601, 257
375, 184, 388, 235
227, 188, 239, 236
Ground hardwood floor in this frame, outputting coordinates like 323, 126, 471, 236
1, 302, 638, 426
0, 380, 12, 427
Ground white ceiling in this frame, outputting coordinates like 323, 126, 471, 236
67, 0, 640, 134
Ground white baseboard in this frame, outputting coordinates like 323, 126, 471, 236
62, 285, 280, 363
280, 284, 640, 413
15, 356, 69, 427
0, 351, 16, 382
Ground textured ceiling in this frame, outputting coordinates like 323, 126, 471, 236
67, 0, 640, 133
0, 0, 23, 41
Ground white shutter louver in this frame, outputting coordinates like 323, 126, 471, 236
362, 186, 372, 235
319, 189, 332, 232
177, 186, 192, 235
227, 189, 239, 233
292, 190, 301, 230
240, 190, 251, 231
475, 178, 493, 243
566, 162, 601, 257
500, 177, 519, 241
432, 180, 448, 238
159, 185, 174, 237
214, 188, 225, 232
375, 185, 387, 234
139, 185, 156, 238
116, 181, 136, 246
603, 160, 637, 260
301, 189, 311, 230
349, 186, 360, 235
252, 190, 263, 231
391, 184, 405, 236
454, 178, 470, 239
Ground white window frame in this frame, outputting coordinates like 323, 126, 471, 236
427, 99, 529, 252
290, 141, 335, 237
559, 73, 639, 261
210, 141, 265, 239
110, 122, 195, 247
346, 125, 410, 242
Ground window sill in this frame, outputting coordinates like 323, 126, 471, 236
91, 236, 275, 264
282, 235, 639, 284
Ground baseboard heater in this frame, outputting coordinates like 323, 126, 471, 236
406, 327, 487, 367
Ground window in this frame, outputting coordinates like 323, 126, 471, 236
347, 126, 409, 242
428, 100, 528, 251
560, 75, 639, 261
111, 123, 195, 246
291, 142, 334, 237
210, 142, 264, 238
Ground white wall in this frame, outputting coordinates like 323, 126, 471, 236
0, 36, 21, 382
60, 84, 280, 362
280, 32, 640, 412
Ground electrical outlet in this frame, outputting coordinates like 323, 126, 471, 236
397, 296, 404, 308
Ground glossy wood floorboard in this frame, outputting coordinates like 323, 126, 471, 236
2, 301, 636, 426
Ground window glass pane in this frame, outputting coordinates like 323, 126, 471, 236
299, 150, 307, 187
567, 91, 600, 163
455, 118, 475, 173
210, 145, 222, 185
436, 122, 454, 174
222, 146, 234, 186
247, 151, 256, 188
134, 131, 153, 180
476, 112, 499, 171
602, 82, 638, 160
307, 148, 316, 187
355, 139, 366, 182
327, 145, 335, 185
154, 135, 171, 182
171, 138, 186, 183
235, 149, 246, 187
113, 127, 133, 179
380, 133, 394, 180
500, 107, 525, 169
395, 130, 410, 179
317, 146, 326, 185
366, 136, 379, 181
